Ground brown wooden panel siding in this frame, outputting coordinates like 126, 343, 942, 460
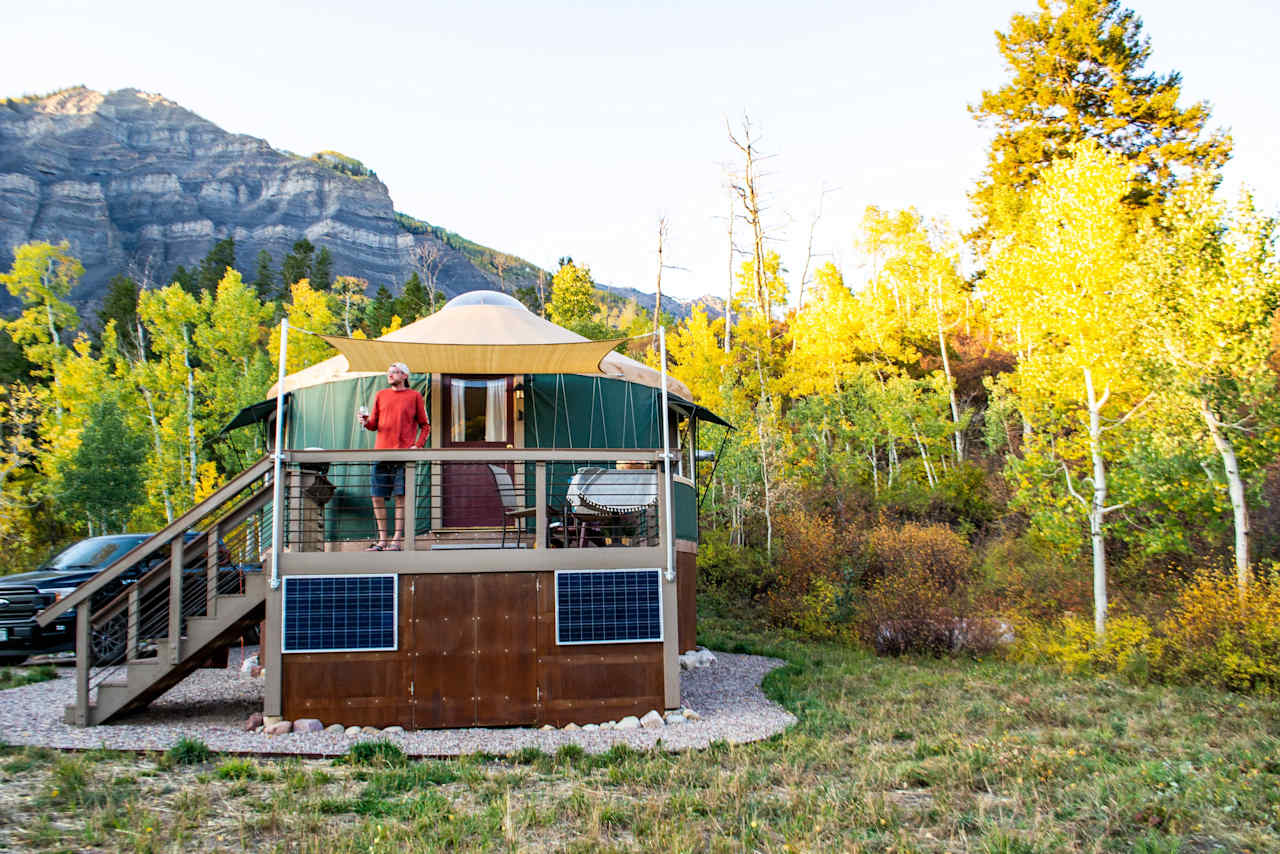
411, 573, 478, 728
281, 577, 416, 726
474, 572, 539, 725
285, 571, 667, 729
534, 571, 664, 726
677, 550, 697, 653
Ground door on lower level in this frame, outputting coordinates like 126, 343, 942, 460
408, 572, 539, 728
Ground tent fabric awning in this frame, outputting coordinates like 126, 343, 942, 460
670, 396, 734, 430
218, 393, 290, 436
317, 334, 628, 376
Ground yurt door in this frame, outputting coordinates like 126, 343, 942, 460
441, 375, 514, 528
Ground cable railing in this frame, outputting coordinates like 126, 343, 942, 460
279, 448, 668, 553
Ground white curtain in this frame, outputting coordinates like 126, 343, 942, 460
450, 383, 466, 442
485, 379, 507, 442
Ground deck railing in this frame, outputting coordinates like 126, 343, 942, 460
277, 448, 672, 574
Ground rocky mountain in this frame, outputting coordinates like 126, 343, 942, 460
0, 87, 719, 323
0, 87, 530, 311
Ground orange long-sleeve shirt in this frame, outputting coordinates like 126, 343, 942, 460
363, 387, 430, 449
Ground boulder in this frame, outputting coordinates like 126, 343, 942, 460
239, 654, 259, 674
361, 726, 381, 735
616, 716, 641, 730
265, 720, 293, 735
582, 723, 599, 731
293, 718, 323, 734
243, 712, 263, 731
383, 725, 405, 734
640, 710, 664, 729
344, 726, 362, 737
325, 724, 345, 734
664, 711, 686, 725
563, 722, 580, 731
682, 708, 702, 721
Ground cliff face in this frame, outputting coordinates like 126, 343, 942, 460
0, 87, 497, 307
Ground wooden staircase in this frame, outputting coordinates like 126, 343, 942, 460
71, 572, 266, 725
37, 456, 276, 727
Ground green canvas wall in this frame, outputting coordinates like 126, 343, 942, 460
287, 375, 431, 541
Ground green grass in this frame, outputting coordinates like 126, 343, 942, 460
0, 615, 1277, 851
0, 664, 58, 690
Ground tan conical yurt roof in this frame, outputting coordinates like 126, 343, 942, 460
268, 291, 691, 400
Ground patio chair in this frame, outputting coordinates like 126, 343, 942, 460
487, 464, 536, 548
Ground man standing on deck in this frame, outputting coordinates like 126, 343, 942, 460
359, 362, 430, 550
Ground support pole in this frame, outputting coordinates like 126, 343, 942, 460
659, 326, 675, 583
270, 319, 288, 591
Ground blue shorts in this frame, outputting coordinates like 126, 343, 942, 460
371, 461, 405, 498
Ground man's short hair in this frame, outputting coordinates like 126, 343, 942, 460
388, 362, 410, 376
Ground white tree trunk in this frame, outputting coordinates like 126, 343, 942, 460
935, 288, 964, 462
1084, 367, 1109, 640
139, 383, 174, 522
182, 328, 198, 495
1201, 399, 1251, 595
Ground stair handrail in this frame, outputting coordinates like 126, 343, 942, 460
87, 483, 274, 626
37, 455, 273, 627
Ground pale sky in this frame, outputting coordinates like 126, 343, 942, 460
4, 0, 1278, 302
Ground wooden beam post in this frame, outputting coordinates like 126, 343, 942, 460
127, 586, 140, 662
169, 537, 183, 665
206, 522, 220, 616
404, 461, 417, 552
73, 605, 90, 727
264, 564, 282, 717
535, 462, 547, 549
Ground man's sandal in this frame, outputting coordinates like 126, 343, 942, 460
365, 543, 385, 551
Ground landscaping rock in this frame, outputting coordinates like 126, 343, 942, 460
682, 708, 702, 721
540, 724, 554, 730
664, 711, 686, 725
344, 726, 361, 737
263, 715, 282, 728
361, 726, 380, 735
383, 725, 404, 734
293, 718, 323, 734
563, 722, 580, 731
640, 710, 664, 729
582, 723, 599, 731
325, 724, 345, 734
616, 716, 640, 730
243, 712, 263, 731
265, 720, 293, 735
601, 721, 616, 730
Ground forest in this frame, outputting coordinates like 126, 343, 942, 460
1, 0, 1278, 694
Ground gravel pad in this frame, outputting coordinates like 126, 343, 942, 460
0, 649, 795, 756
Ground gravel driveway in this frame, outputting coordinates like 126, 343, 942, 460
0, 649, 795, 756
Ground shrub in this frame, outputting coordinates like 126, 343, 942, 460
1010, 613, 1156, 681
344, 739, 407, 767
166, 736, 211, 765
216, 758, 259, 780
978, 534, 1091, 620
765, 509, 856, 638
697, 528, 770, 599
861, 522, 972, 591
1155, 569, 1280, 694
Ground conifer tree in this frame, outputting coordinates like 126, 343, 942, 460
252, 249, 275, 300
311, 246, 334, 291
196, 237, 236, 293
281, 239, 315, 290
971, 0, 1230, 237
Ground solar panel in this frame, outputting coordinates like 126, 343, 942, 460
555, 569, 663, 645
282, 574, 397, 653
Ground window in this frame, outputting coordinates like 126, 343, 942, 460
282, 575, 397, 653
449, 378, 508, 443
555, 569, 663, 645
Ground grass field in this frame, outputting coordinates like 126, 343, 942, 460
0, 615, 1277, 852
